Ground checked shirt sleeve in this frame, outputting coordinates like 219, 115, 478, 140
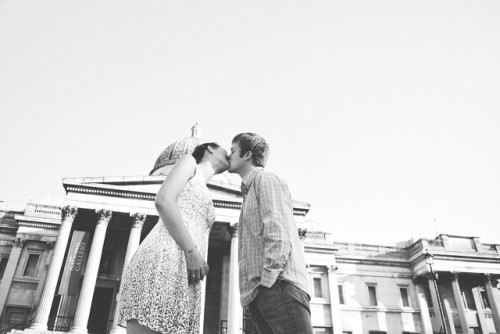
257, 173, 292, 288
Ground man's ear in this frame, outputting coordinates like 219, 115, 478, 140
243, 151, 252, 161
206, 146, 215, 154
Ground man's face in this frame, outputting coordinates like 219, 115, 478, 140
228, 141, 246, 173
214, 147, 230, 171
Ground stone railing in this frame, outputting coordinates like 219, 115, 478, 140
334, 242, 408, 258
482, 243, 500, 254
24, 204, 62, 219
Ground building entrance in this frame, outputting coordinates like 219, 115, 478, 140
88, 287, 113, 334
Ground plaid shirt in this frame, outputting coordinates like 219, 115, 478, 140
238, 167, 310, 306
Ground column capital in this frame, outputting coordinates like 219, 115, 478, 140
130, 212, 146, 229
12, 237, 24, 248
96, 209, 112, 226
483, 273, 499, 287
228, 223, 238, 237
413, 275, 428, 285
298, 228, 307, 239
46, 240, 55, 250
328, 264, 338, 274
423, 272, 437, 281
450, 271, 460, 281
61, 205, 78, 221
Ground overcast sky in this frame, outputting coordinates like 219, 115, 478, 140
1, 0, 499, 244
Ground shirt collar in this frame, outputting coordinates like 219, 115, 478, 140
241, 166, 264, 194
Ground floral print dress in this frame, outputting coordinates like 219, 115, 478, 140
118, 167, 215, 334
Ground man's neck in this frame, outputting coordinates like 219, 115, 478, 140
239, 164, 258, 180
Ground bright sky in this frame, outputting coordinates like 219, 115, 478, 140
1, 0, 499, 244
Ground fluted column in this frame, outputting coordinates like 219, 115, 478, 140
110, 213, 146, 334
227, 223, 242, 334
0, 238, 25, 313
450, 272, 470, 333
471, 287, 489, 334
443, 299, 457, 334
426, 273, 445, 332
413, 278, 433, 334
31, 206, 78, 331
484, 274, 500, 332
327, 264, 343, 334
69, 209, 112, 334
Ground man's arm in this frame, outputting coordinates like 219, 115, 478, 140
257, 173, 293, 288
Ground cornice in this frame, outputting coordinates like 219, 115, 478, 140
336, 257, 411, 268
431, 253, 500, 264
65, 183, 309, 216
18, 221, 60, 230
0, 227, 17, 235
304, 246, 337, 255
65, 183, 156, 201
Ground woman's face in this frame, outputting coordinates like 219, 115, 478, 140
213, 146, 230, 171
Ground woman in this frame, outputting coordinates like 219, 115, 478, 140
118, 142, 230, 334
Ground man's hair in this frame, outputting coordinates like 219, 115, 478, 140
232, 133, 269, 167
192, 142, 220, 163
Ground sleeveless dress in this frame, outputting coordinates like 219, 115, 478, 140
118, 167, 215, 334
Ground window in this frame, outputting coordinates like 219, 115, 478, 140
368, 285, 378, 306
400, 287, 410, 307
313, 328, 333, 334
0, 255, 8, 279
23, 253, 40, 276
313, 277, 323, 298
480, 289, 490, 309
338, 285, 345, 304
3, 307, 29, 327
98, 250, 114, 275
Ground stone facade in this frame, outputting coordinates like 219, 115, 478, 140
2, 191, 500, 334
1, 126, 499, 334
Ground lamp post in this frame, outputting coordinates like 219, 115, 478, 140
424, 250, 448, 334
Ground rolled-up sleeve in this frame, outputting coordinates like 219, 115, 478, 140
257, 173, 292, 288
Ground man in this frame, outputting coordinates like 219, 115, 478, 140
228, 132, 313, 334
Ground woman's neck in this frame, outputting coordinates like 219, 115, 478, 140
197, 161, 216, 183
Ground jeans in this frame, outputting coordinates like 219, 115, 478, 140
248, 279, 313, 334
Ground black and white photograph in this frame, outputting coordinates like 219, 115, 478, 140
1, 1, 499, 334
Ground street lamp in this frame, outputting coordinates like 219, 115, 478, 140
424, 250, 448, 334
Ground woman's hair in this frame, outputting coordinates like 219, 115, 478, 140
232, 133, 269, 167
192, 142, 220, 163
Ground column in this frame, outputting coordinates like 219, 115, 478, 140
30, 206, 78, 331
426, 273, 445, 333
327, 264, 343, 334
414, 278, 433, 334
484, 274, 500, 332
199, 227, 210, 334
471, 287, 489, 334
69, 209, 112, 334
0, 238, 25, 312
450, 272, 470, 333
227, 223, 242, 334
443, 299, 457, 334
109, 213, 146, 334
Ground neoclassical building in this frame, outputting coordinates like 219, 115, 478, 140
1, 125, 500, 334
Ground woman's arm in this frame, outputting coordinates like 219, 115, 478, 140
155, 155, 209, 284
